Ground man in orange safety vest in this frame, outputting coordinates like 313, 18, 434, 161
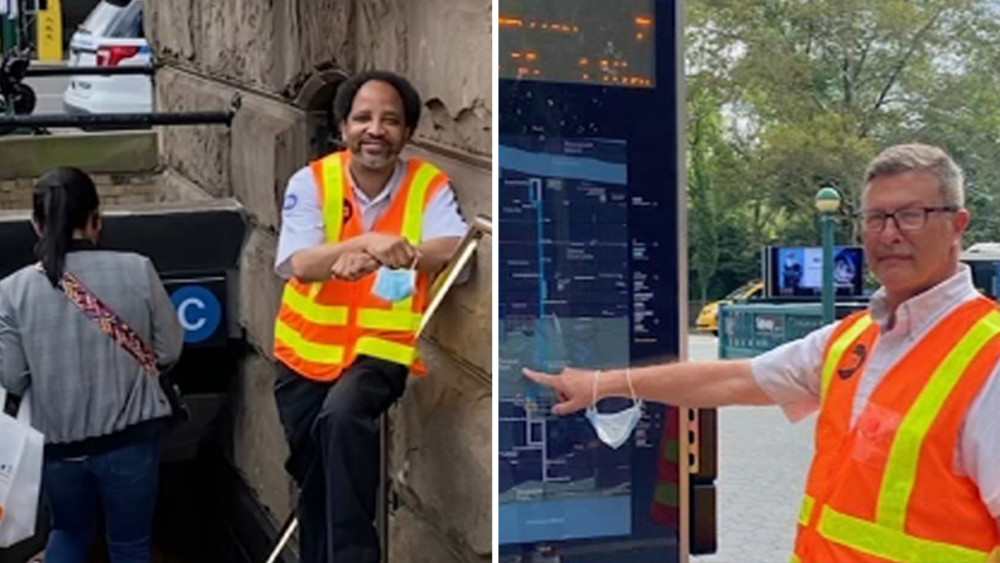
527, 143, 1000, 563
272, 70, 466, 563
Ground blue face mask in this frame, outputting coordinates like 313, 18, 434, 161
372, 266, 416, 302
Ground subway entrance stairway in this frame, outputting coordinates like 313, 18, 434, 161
0, 201, 303, 563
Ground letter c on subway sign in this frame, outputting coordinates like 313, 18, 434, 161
170, 285, 222, 344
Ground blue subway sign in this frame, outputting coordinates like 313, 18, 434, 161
170, 284, 223, 344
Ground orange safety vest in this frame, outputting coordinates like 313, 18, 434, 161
793, 297, 1000, 563
273, 151, 449, 381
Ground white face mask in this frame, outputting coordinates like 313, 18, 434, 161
585, 369, 643, 450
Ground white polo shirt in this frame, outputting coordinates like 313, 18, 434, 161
752, 265, 1000, 518
274, 158, 467, 279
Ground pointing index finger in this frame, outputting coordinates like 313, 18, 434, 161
522, 367, 558, 389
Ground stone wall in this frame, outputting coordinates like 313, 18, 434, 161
147, 1, 492, 561
0, 130, 165, 210
0, 173, 159, 209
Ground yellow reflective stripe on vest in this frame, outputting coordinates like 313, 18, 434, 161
355, 336, 417, 366
321, 154, 345, 243
401, 162, 441, 245
357, 308, 422, 331
790, 554, 802, 563
822, 314, 873, 402
799, 495, 815, 527
877, 310, 1000, 531
388, 294, 415, 318
282, 285, 349, 326
275, 320, 345, 364
818, 505, 990, 562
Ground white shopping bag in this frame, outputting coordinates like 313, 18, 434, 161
0, 388, 43, 548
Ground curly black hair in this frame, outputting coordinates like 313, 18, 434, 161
333, 70, 421, 130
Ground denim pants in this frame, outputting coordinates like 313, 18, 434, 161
42, 437, 160, 563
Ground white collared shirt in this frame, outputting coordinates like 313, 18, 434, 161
752, 265, 1000, 517
274, 158, 467, 278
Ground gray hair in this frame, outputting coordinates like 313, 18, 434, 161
862, 143, 965, 208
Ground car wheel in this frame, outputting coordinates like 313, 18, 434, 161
11, 83, 36, 115
0, 84, 37, 136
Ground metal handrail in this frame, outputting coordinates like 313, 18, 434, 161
0, 110, 235, 129
25, 65, 155, 77
422, 214, 492, 332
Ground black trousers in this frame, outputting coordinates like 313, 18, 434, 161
274, 356, 408, 563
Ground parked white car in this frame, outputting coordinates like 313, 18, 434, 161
62, 0, 152, 115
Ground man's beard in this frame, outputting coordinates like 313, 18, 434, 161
352, 142, 400, 171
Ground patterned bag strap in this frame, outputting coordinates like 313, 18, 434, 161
58, 270, 160, 376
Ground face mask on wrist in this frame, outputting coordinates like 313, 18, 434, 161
372, 266, 416, 302
585, 368, 643, 450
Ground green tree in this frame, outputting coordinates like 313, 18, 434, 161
686, 0, 1000, 298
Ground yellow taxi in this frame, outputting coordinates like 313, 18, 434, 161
695, 280, 764, 334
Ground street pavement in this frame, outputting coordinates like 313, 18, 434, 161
23, 75, 81, 135
26, 75, 70, 115
689, 332, 816, 563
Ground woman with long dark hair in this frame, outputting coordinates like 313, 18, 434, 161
0, 167, 183, 562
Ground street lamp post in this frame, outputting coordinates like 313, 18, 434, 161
815, 187, 842, 324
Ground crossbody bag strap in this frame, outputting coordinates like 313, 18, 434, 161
58, 270, 160, 376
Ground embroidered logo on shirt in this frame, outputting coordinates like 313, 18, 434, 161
838, 343, 868, 380
283, 193, 298, 211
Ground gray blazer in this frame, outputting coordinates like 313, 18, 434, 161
0, 247, 183, 445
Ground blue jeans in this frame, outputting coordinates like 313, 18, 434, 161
42, 438, 160, 563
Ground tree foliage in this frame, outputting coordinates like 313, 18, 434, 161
686, 0, 1000, 300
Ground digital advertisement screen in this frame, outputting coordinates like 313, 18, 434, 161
767, 246, 865, 298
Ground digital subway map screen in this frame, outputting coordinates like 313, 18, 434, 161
498, 136, 634, 543
498, 133, 679, 551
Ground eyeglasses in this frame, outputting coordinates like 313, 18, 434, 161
857, 206, 959, 233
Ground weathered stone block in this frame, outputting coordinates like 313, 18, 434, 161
0, 192, 27, 209
156, 69, 233, 197
401, 0, 491, 156
15, 179, 32, 196
239, 228, 284, 359
391, 340, 491, 557
424, 236, 491, 374
354, 0, 406, 73
229, 92, 309, 231
145, 0, 198, 62
98, 183, 126, 196
390, 504, 488, 563
156, 169, 215, 203
150, 0, 490, 158
90, 174, 113, 186
0, 131, 158, 181
107, 191, 158, 207
149, 0, 356, 97
231, 352, 296, 524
